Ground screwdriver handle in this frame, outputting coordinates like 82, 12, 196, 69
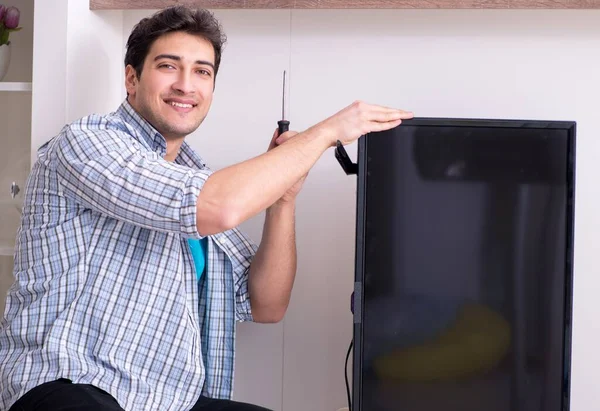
278, 120, 290, 136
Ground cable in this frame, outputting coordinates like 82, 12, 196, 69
345, 339, 353, 411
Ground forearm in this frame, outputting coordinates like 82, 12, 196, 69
196, 126, 330, 235
195, 101, 412, 236
248, 200, 297, 323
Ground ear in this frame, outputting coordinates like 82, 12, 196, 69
125, 65, 139, 97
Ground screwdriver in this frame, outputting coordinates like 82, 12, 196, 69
277, 70, 289, 136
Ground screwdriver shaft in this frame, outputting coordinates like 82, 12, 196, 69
278, 70, 289, 135
282, 70, 286, 120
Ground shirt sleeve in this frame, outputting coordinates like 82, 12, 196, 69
219, 228, 258, 322
54, 122, 211, 238
234, 266, 253, 322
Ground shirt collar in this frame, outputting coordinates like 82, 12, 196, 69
115, 98, 208, 170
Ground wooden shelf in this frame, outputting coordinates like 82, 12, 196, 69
90, 0, 600, 9
0, 82, 32, 92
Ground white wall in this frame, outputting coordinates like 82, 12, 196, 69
66, 1, 124, 122
31, 0, 123, 159
28, 3, 600, 411
31, 0, 67, 166
278, 9, 600, 411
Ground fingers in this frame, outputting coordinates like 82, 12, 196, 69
267, 129, 299, 152
347, 100, 412, 122
267, 128, 279, 151
380, 109, 414, 121
366, 106, 413, 123
275, 130, 299, 145
353, 102, 413, 134
368, 111, 413, 126
270, 128, 297, 142
368, 118, 404, 132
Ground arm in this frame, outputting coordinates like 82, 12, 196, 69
232, 102, 413, 322
196, 126, 326, 236
55, 124, 209, 237
248, 200, 297, 323
245, 129, 306, 323
57, 102, 409, 241
196, 101, 413, 236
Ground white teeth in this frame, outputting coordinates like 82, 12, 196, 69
169, 101, 193, 108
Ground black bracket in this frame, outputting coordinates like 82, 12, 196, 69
334, 140, 358, 175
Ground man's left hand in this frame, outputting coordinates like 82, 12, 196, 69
267, 128, 307, 204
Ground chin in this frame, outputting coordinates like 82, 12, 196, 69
167, 125, 201, 138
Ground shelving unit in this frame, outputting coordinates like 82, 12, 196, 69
0, 246, 14, 257
0, 1, 35, 318
0, 82, 32, 92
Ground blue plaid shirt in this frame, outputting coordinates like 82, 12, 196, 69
0, 100, 257, 411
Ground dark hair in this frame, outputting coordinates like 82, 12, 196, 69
124, 6, 226, 80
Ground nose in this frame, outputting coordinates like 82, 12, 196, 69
172, 71, 194, 95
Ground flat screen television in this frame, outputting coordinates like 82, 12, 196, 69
346, 118, 576, 411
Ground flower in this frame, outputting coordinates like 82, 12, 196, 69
0, 4, 22, 46
4, 6, 19, 29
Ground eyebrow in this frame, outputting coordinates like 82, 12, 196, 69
154, 54, 215, 70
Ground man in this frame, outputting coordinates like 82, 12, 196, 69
0, 5, 413, 411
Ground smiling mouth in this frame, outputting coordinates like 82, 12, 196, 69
167, 101, 196, 109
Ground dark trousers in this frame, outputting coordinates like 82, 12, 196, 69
9, 379, 272, 411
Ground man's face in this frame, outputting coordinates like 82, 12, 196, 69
125, 31, 216, 141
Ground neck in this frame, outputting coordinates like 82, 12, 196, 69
125, 96, 185, 162
165, 138, 185, 162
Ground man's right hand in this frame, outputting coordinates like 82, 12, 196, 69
195, 100, 412, 235
307, 100, 414, 147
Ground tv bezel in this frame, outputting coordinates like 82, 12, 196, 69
352, 117, 577, 411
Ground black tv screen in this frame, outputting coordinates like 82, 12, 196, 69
352, 118, 576, 411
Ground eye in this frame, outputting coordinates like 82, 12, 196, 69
158, 63, 176, 70
196, 68, 212, 77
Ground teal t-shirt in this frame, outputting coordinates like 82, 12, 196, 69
188, 238, 208, 281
